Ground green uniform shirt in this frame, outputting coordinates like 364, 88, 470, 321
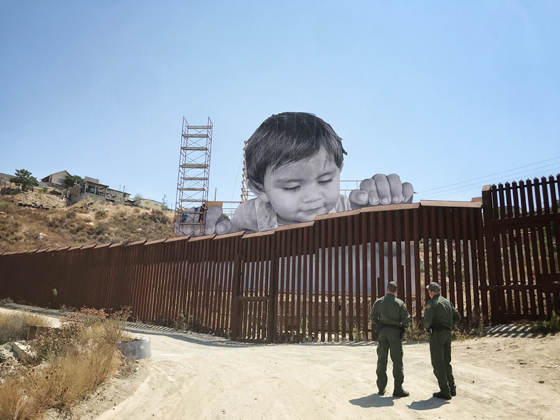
369, 293, 411, 327
423, 294, 461, 329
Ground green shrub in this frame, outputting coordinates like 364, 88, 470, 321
0, 201, 16, 213
530, 311, 560, 335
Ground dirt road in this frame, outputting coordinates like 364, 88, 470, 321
69, 323, 559, 420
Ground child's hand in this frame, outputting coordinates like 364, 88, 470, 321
205, 206, 233, 235
349, 174, 414, 209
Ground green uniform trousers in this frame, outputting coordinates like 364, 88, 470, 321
376, 327, 404, 392
429, 329, 455, 397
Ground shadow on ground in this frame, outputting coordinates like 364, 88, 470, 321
349, 394, 395, 408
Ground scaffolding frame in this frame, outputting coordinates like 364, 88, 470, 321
174, 117, 213, 236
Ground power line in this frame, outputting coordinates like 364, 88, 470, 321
418, 156, 560, 195
419, 164, 560, 199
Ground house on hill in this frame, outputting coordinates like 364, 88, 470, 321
125, 197, 163, 210
40, 170, 72, 188
66, 177, 130, 204
0, 173, 14, 186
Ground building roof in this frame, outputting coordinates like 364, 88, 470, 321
41, 170, 71, 182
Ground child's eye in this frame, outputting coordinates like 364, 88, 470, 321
283, 186, 300, 192
318, 178, 333, 185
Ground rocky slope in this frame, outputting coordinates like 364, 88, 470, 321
0, 186, 174, 253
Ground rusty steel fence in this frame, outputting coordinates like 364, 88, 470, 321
0, 201, 491, 343
1, 177, 559, 343
483, 175, 560, 322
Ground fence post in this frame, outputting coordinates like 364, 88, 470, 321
267, 249, 279, 343
482, 185, 501, 323
230, 253, 243, 340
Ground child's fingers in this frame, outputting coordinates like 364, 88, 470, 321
373, 174, 392, 205
349, 189, 369, 206
402, 182, 414, 203
387, 174, 404, 203
358, 178, 379, 205
215, 220, 233, 235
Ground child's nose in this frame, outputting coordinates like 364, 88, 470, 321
302, 186, 322, 203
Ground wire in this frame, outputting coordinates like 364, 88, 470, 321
418, 156, 560, 195
419, 164, 560, 199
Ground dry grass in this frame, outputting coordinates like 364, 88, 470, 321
0, 307, 131, 420
0, 189, 173, 253
0, 311, 53, 344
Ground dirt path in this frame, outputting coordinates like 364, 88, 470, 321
72, 325, 559, 420
3, 305, 559, 419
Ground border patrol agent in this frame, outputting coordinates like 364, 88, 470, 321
423, 282, 461, 400
369, 281, 411, 397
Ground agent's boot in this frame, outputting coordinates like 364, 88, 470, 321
393, 389, 410, 398
433, 392, 452, 400
450, 386, 456, 397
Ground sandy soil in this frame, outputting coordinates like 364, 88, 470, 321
73, 325, 559, 420
2, 307, 559, 420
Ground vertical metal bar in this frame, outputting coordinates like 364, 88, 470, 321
361, 212, 370, 341
527, 179, 545, 316
461, 209, 473, 323
333, 217, 340, 342
482, 185, 500, 323
347, 216, 354, 340
453, 208, 463, 314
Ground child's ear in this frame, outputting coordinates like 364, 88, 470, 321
249, 181, 270, 203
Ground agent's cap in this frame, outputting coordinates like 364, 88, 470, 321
426, 282, 441, 292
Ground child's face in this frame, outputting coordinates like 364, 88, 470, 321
259, 148, 342, 224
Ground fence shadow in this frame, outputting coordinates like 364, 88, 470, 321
125, 324, 257, 348
484, 324, 538, 338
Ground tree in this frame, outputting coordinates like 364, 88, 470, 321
63, 174, 84, 188
161, 194, 169, 211
132, 193, 143, 201
10, 169, 38, 191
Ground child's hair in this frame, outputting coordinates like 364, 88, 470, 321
246, 112, 347, 188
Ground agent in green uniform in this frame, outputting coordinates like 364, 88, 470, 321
423, 282, 461, 400
369, 281, 411, 397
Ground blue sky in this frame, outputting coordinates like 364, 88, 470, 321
1, 0, 559, 209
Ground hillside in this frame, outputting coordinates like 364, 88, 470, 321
0, 186, 174, 253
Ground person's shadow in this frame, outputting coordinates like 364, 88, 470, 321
349, 394, 395, 408
408, 397, 449, 410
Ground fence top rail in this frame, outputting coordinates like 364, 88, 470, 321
189, 233, 216, 242
126, 239, 147, 246
166, 235, 191, 243
419, 200, 481, 208
145, 238, 167, 246
214, 230, 245, 240
242, 230, 276, 239
361, 202, 420, 212
275, 221, 315, 231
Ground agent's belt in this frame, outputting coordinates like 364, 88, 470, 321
430, 323, 451, 332
378, 322, 404, 330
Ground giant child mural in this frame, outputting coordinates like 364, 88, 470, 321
206, 112, 414, 235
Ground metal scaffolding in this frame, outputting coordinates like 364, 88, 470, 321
240, 140, 249, 202
174, 117, 213, 237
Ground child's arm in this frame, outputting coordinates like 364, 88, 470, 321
349, 174, 414, 210
207, 200, 260, 235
